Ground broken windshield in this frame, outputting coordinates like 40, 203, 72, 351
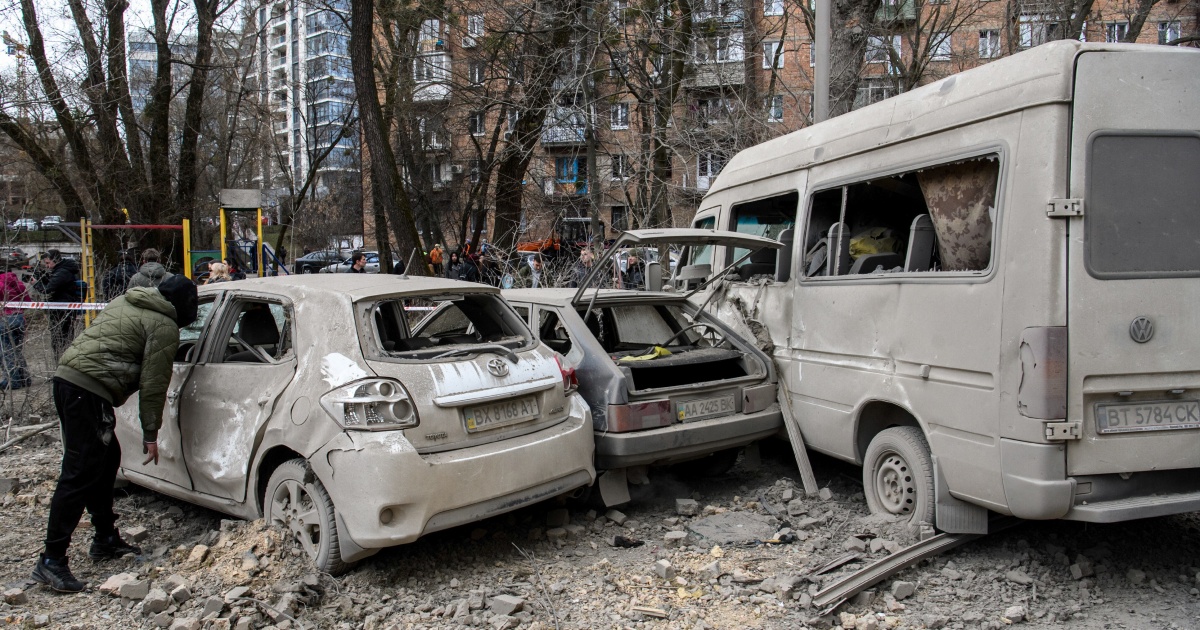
366, 293, 532, 360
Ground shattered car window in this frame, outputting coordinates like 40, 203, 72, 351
370, 293, 532, 359
580, 304, 697, 353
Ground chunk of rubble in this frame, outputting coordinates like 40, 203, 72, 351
488, 594, 525, 616
890, 580, 916, 600
653, 559, 675, 580
605, 509, 628, 525
99, 572, 140, 596
142, 589, 172, 614
3, 588, 28, 605
687, 512, 776, 545
1004, 605, 1027, 623
675, 499, 699, 516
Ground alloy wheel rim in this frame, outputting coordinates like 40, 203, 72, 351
271, 479, 321, 559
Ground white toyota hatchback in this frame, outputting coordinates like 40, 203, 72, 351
115, 275, 595, 573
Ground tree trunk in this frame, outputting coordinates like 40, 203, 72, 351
828, 0, 882, 117
349, 0, 427, 275
176, 0, 222, 223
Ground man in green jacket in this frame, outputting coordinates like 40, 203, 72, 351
32, 274, 197, 593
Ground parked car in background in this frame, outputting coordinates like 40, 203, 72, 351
0, 247, 30, 268
115, 275, 595, 573
294, 250, 347, 274
504, 229, 785, 506
40, 216, 63, 227
318, 251, 401, 274
7, 218, 39, 232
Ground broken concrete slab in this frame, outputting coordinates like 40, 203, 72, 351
99, 572, 141, 596
687, 512, 776, 545
3, 587, 28, 605
653, 559, 675, 580
487, 594, 524, 616
125, 525, 149, 542
663, 530, 690, 547
605, 509, 628, 525
119, 579, 151, 600
675, 498, 699, 516
1004, 605, 1027, 623
142, 589, 172, 614
890, 581, 916, 600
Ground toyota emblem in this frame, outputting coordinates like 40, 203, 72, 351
487, 358, 510, 377
1129, 316, 1154, 344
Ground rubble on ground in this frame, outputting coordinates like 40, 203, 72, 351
2, 436, 1198, 629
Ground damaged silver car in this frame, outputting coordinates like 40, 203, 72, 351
115, 275, 595, 573
504, 229, 784, 505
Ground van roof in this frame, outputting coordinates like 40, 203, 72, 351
711, 41, 1196, 192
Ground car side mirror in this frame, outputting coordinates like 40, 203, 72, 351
775, 227, 794, 283
645, 261, 662, 292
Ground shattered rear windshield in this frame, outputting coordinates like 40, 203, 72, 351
366, 293, 533, 360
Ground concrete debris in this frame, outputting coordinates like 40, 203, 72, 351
170, 583, 191, 603
487, 594, 525, 616
1004, 605, 1027, 623
605, 509, 628, 525
98, 572, 140, 596
3, 587, 27, 605
781, 488, 795, 502
844, 536, 868, 552
119, 578, 151, 600
786, 499, 807, 517
818, 487, 834, 501
142, 588, 172, 614
1127, 568, 1147, 584
701, 560, 722, 579
187, 544, 209, 565
631, 605, 669, 618
663, 530, 690, 547
675, 498, 699, 516
545, 527, 567, 542
890, 580, 916, 600
28, 615, 49, 628
687, 512, 776, 545
169, 618, 201, 630
125, 525, 149, 542
1071, 555, 1095, 580
224, 585, 250, 603
653, 559, 675, 580
1005, 570, 1034, 585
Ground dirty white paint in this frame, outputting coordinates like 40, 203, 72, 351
322, 352, 370, 388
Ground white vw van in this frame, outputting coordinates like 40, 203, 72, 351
686, 41, 1200, 533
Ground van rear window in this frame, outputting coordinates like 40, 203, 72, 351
1085, 134, 1200, 279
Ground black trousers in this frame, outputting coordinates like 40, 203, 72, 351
44, 378, 121, 558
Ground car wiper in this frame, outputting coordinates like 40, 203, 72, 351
432, 343, 519, 363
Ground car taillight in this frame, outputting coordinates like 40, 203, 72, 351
605, 400, 674, 432
554, 354, 579, 393
320, 378, 419, 431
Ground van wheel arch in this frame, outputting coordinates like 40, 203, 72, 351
854, 400, 925, 465
254, 446, 305, 516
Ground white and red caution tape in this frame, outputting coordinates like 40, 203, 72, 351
3, 301, 107, 311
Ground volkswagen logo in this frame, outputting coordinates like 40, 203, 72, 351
486, 358, 510, 377
1129, 316, 1155, 344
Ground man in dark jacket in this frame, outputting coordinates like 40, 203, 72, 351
100, 251, 139, 301
32, 274, 197, 593
347, 252, 367, 273
33, 250, 83, 358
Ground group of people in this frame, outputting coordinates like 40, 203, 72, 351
430, 244, 647, 292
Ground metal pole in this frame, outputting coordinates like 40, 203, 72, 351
256, 208, 264, 277
182, 218, 192, 280
814, 0, 832, 123
219, 208, 227, 264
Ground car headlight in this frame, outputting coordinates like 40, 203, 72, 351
320, 378, 420, 431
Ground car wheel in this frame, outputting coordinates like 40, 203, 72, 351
862, 426, 935, 525
301, 267, 312, 274
674, 447, 741, 478
264, 459, 349, 575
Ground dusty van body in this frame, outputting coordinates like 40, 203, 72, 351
685, 41, 1200, 533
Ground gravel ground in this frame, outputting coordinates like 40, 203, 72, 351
1, 429, 1198, 629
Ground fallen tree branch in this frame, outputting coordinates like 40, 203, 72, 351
0, 422, 56, 453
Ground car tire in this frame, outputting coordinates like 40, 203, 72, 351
674, 447, 741, 478
264, 459, 350, 575
862, 426, 935, 525
301, 267, 312, 274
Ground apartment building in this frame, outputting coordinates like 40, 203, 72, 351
377, 0, 1196, 249
253, 0, 358, 194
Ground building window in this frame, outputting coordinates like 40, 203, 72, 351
1158, 21, 1181, 45
610, 103, 630, 130
414, 54, 448, 82
979, 29, 1001, 59
930, 32, 952, 61
611, 206, 628, 231
695, 33, 743, 63
611, 154, 629, 180
507, 108, 520, 131
865, 35, 901, 71
695, 97, 730, 124
469, 159, 481, 183
764, 0, 784, 16
555, 156, 584, 183
698, 152, 726, 179
1104, 21, 1129, 43
610, 0, 629, 24
854, 79, 895, 108
419, 19, 441, 48
610, 52, 628, 77
763, 40, 784, 68
467, 14, 484, 37
1019, 15, 1061, 48
765, 95, 783, 123
469, 61, 486, 85
469, 111, 484, 136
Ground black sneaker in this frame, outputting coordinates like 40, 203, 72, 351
89, 531, 142, 560
31, 554, 85, 593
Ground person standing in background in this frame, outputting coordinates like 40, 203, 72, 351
0, 264, 32, 390
33, 250, 82, 359
127, 249, 168, 289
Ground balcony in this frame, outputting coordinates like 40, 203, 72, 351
686, 63, 744, 89
541, 106, 587, 146
875, 0, 917, 23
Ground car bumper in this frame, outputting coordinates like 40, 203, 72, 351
594, 404, 782, 469
310, 395, 595, 550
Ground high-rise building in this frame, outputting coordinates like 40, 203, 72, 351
253, 0, 358, 194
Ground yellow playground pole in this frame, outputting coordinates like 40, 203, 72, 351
219, 208, 227, 264
182, 218, 192, 280
256, 207, 264, 277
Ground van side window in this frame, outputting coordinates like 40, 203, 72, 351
803, 155, 1000, 278
728, 192, 798, 279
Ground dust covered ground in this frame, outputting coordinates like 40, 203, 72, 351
1, 417, 1198, 630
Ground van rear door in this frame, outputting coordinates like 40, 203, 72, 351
1066, 48, 1200, 476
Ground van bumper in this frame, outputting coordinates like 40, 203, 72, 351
594, 405, 783, 469
1064, 468, 1200, 523
999, 439, 1074, 520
